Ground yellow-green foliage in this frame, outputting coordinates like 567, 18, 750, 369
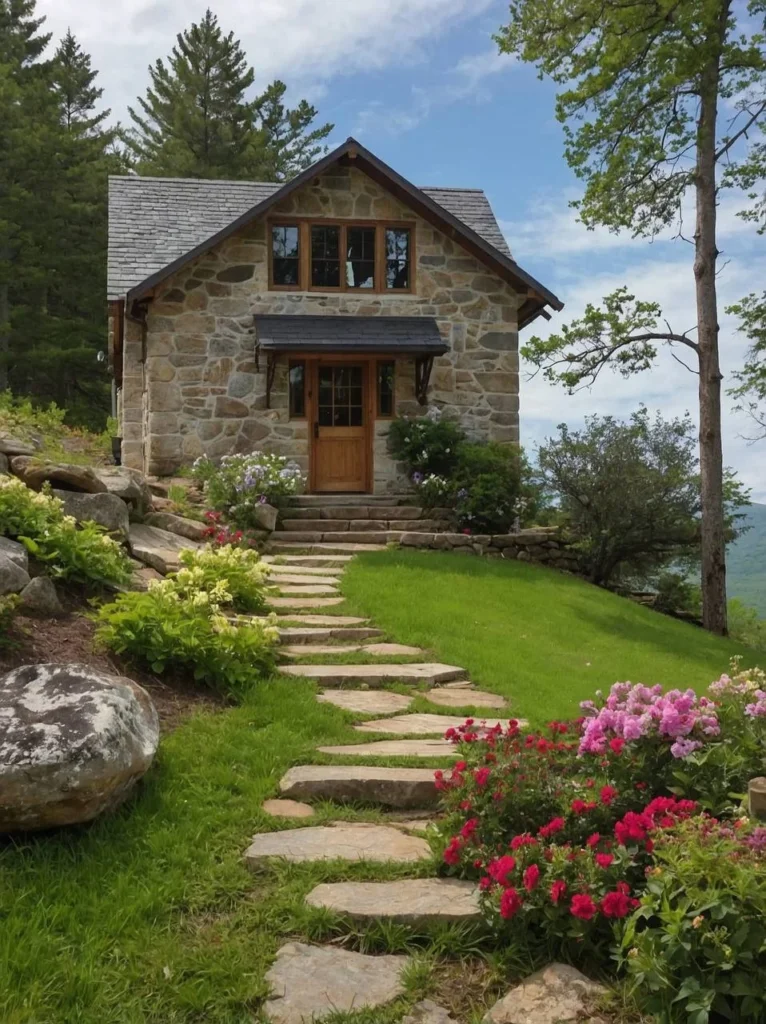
177, 544, 272, 613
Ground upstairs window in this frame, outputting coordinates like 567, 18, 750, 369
386, 228, 411, 290
271, 225, 300, 287
268, 221, 415, 293
311, 225, 340, 288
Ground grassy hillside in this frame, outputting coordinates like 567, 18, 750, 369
342, 550, 765, 723
728, 502, 766, 616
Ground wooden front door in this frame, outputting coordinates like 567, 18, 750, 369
311, 362, 371, 492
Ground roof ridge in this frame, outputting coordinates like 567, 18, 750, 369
108, 174, 486, 194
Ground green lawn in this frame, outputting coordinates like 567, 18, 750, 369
341, 550, 765, 724
2, 551, 763, 1022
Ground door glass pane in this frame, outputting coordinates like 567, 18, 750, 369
315, 366, 365, 429
318, 405, 333, 426
311, 226, 340, 287
346, 227, 376, 288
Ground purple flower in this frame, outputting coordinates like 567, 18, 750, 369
412, 472, 424, 485
670, 738, 702, 759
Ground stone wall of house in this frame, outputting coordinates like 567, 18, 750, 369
121, 164, 521, 486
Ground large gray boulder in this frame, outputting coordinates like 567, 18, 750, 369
145, 511, 207, 542
0, 436, 37, 457
0, 551, 30, 595
0, 664, 159, 832
19, 577, 64, 617
93, 467, 153, 519
0, 536, 28, 572
10, 457, 107, 494
53, 490, 130, 538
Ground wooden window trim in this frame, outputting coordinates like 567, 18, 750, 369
268, 218, 416, 295
376, 360, 396, 419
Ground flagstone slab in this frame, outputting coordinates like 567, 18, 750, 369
274, 584, 339, 595
264, 554, 353, 567
318, 739, 456, 759
269, 542, 387, 554
355, 713, 511, 736
363, 642, 424, 656
305, 878, 480, 925
276, 615, 369, 625
268, 573, 343, 586
279, 765, 440, 808
392, 817, 440, 832
262, 799, 315, 819
263, 942, 408, 1024
279, 627, 384, 644
245, 823, 432, 865
269, 597, 345, 609
282, 641, 422, 658
425, 687, 509, 710
279, 663, 466, 687
316, 689, 414, 715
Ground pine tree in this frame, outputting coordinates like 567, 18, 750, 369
52, 28, 110, 133
126, 8, 332, 181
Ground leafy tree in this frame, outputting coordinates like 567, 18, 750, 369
498, 0, 766, 635
537, 408, 748, 589
126, 9, 332, 180
727, 291, 766, 439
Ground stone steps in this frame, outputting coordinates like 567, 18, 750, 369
318, 739, 457, 759
277, 519, 450, 534
279, 765, 442, 808
279, 627, 385, 644
266, 565, 345, 577
288, 494, 413, 506
271, 530, 395, 545
267, 572, 343, 585
278, 663, 467, 687
316, 689, 414, 715
272, 583, 340, 595
354, 713, 511, 736
282, 642, 423, 657
275, 614, 369, 625
305, 878, 480, 925
268, 541, 388, 555
268, 596, 345, 609
283, 504, 449, 521
245, 822, 432, 866
263, 554, 353, 567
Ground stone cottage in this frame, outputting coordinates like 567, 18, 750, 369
107, 137, 562, 492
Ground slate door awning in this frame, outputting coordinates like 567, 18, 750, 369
253, 315, 447, 407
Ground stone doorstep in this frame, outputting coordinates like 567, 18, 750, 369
279, 765, 441, 808
289, 494, 413, 506
281, 642, 423, 657
278, 663, 467, 687
273, 584, 340, 595
278, 627, 385, 644
268, 542, 388, 554
316, 689, 414, 715
275, 531, 393, 545
318, 739, 457, 759
355, 713, 513, 736
275, 615, 369, 625
245, 822, 432, 865
269, 597, 346, 609
305, 878, 480, 925
263, 942, 409, 1024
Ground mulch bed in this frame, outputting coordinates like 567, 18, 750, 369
0, 585, 224, 733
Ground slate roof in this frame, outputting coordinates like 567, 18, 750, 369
254, 315, 449, 354
108, 177, 511, 301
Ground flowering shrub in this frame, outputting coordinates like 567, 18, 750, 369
0, 476, 132, 587
411, 473, 454, 508
623, 815, 766, 1022
192, 452, 305, 525
201, 510, 260, 548
93, 576, 279, 697
176, 545, 271, 613
387, 408, 464, 476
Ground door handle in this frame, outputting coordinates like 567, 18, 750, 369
313, 422, 319, 439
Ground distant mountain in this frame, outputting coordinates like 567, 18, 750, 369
728, 502, 766, 616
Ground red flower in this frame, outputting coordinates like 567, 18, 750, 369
510, 833, 537, 851
595, 852, 614, 869
586, 832, 601, 848
523, 864, 540, 892
614, 811, 649, 846
571, 799, 588, 814
460, 818, 479, 841
570, 893, 597, 920
600, 785, 618, 806
550, 880, 567, 904
538, 816, 565, 839
601, 888, 638, 918
474, 767, 491, 788
499, 887, 523, 919
487, 855, 516, 887
443, 837, 462, 866
479, 876, 493, 891
609, 737, 625, 755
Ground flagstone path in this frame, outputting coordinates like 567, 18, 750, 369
253, 542, 520, 1022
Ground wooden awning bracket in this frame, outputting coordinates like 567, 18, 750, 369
265, 352, 277, 409
415, 355, 434, 406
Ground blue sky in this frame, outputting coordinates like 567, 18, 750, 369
40, 0, 766, 499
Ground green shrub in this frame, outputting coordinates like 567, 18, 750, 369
622, 816, 766, 1023
652, 570, 702, 616
176, 545, 271, 613
192, 452, 304, 525
387, 411, 465, 476
0, 477, 132, 587
0, 594, 20, 648
93, 582, 279, 697
728, 598, 766, 649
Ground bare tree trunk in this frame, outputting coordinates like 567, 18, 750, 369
695, 21, 727, 636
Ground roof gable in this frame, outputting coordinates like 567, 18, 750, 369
108, 137, 562, 325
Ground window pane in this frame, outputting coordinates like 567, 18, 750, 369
377, 361, 395, 416
272, 225, 300, 286
289, 362, 305, 418
385, 228, 410, 289
311, 226, 340, 287
346, 227, 376, 288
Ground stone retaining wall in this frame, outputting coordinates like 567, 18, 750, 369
397, 526, 581, 572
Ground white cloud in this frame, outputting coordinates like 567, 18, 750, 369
520, 248, 766, 501
37, 0, 495, 124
